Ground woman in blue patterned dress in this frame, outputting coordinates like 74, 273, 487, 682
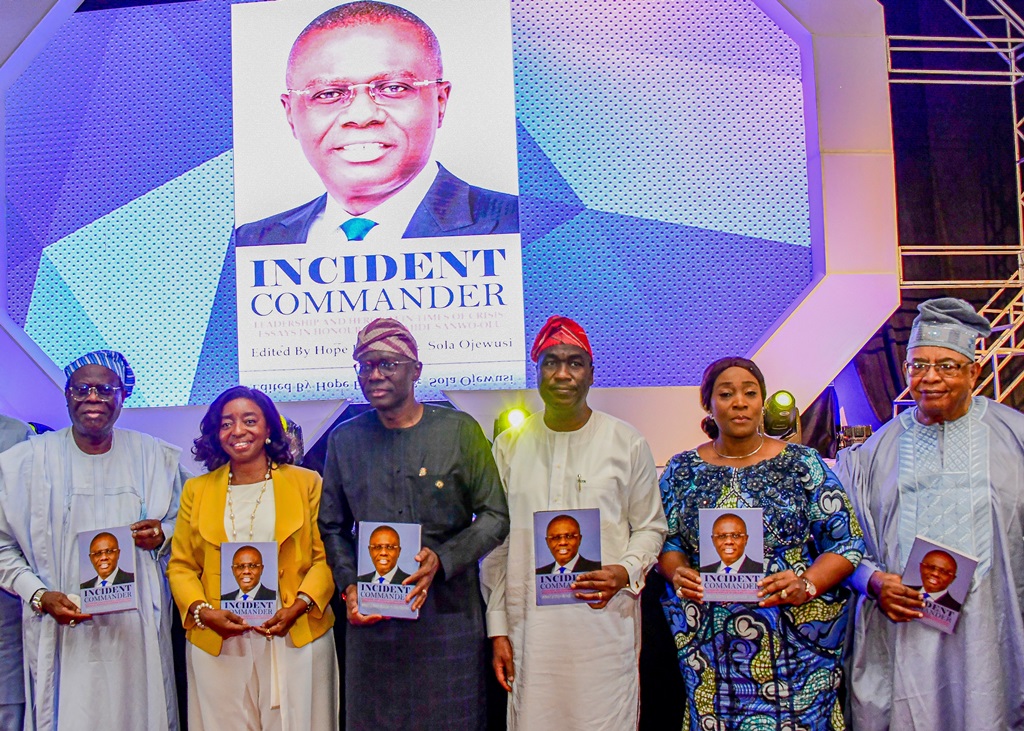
657, 357, 864, 730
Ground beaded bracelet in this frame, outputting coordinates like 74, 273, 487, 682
193, 601, 214, 630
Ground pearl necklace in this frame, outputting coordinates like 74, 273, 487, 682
227, 459, 272, 541
711, 434, 764, 460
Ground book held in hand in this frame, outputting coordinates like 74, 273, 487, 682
220, 541, 278, 623
901, 536, 977, 634
534, 508, 602, 606
699, 507, 765, 602
357, 521, 422, 620
77, 525, 138, 614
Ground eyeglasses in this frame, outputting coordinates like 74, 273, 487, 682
89, 549, 119, 557
920, 563, 955, 578
287, 78, 442, 109
67, 383, 122, 402
711, 533, 747, 541
354, 359, 416, 377
546, 533, 581, 542
232, 563, 263, 571
369, 544, 400, 552
904, 360, 972, 377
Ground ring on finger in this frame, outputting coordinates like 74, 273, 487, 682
780, 589, 788, 600
676, 587, 684, 599
598, 591, 603, 600
69, 620, 76, 627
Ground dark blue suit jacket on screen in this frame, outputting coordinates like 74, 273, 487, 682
235, 163, 519, 246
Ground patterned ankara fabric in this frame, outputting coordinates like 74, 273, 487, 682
659, 445, 864, 731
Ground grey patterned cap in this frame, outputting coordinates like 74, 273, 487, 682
908, 297, 992, 360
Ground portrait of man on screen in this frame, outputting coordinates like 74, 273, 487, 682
234, 0, 519, 246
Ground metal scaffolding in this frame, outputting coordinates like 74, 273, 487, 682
887, 0, 1024, 412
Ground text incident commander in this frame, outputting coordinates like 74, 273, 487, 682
235, 0, 519, 246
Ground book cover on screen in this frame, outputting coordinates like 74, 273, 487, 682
220, 541, 278, 623
901, 536, 977, 634
231, 0, 526, 405
699, 508, 765, 602
357, 521, 422, 620
534, 508, 602, 606
77, 525, 138, 614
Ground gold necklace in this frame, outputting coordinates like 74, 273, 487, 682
711, 434, 764, 460
227, 458, 272, 541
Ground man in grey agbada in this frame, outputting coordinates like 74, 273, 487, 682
835, 297, 1024, 730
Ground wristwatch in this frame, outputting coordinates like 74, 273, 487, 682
30, 588, 46, 615
801, 577, 818, 598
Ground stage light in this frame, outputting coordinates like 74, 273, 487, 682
764, 390, 799, 439
493, 407, 529, 440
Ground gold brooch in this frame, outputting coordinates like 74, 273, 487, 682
419, 467, 427, 476
435, 480, 444, 489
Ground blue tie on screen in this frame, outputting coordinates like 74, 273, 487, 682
724, 567, 732, 574
558, 566, 566, 574
378, 577, 385, 584
242, 593, 249, 601
340, 218, 377, 241
101, 580, 108, 586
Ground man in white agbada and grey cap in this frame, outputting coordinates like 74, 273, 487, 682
0, 350, 185, 731
835, 298, 1024, 730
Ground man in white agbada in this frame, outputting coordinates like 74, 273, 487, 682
481, 316, 667, 730
0, 350, 184, 731
835, 298, 1024, 730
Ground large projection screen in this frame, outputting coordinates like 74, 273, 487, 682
2, 0, 897, 462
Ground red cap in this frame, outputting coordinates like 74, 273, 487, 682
530, 316, 592, 362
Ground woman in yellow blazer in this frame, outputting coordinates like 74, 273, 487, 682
168, 386, 337, 730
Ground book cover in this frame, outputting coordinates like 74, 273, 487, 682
699, 508, 765, 602
534, 508, 602, 606
357, 521, 422, 620
902, 536, 978, 634
220, 541, 278, 623
77, 526, 138, 614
